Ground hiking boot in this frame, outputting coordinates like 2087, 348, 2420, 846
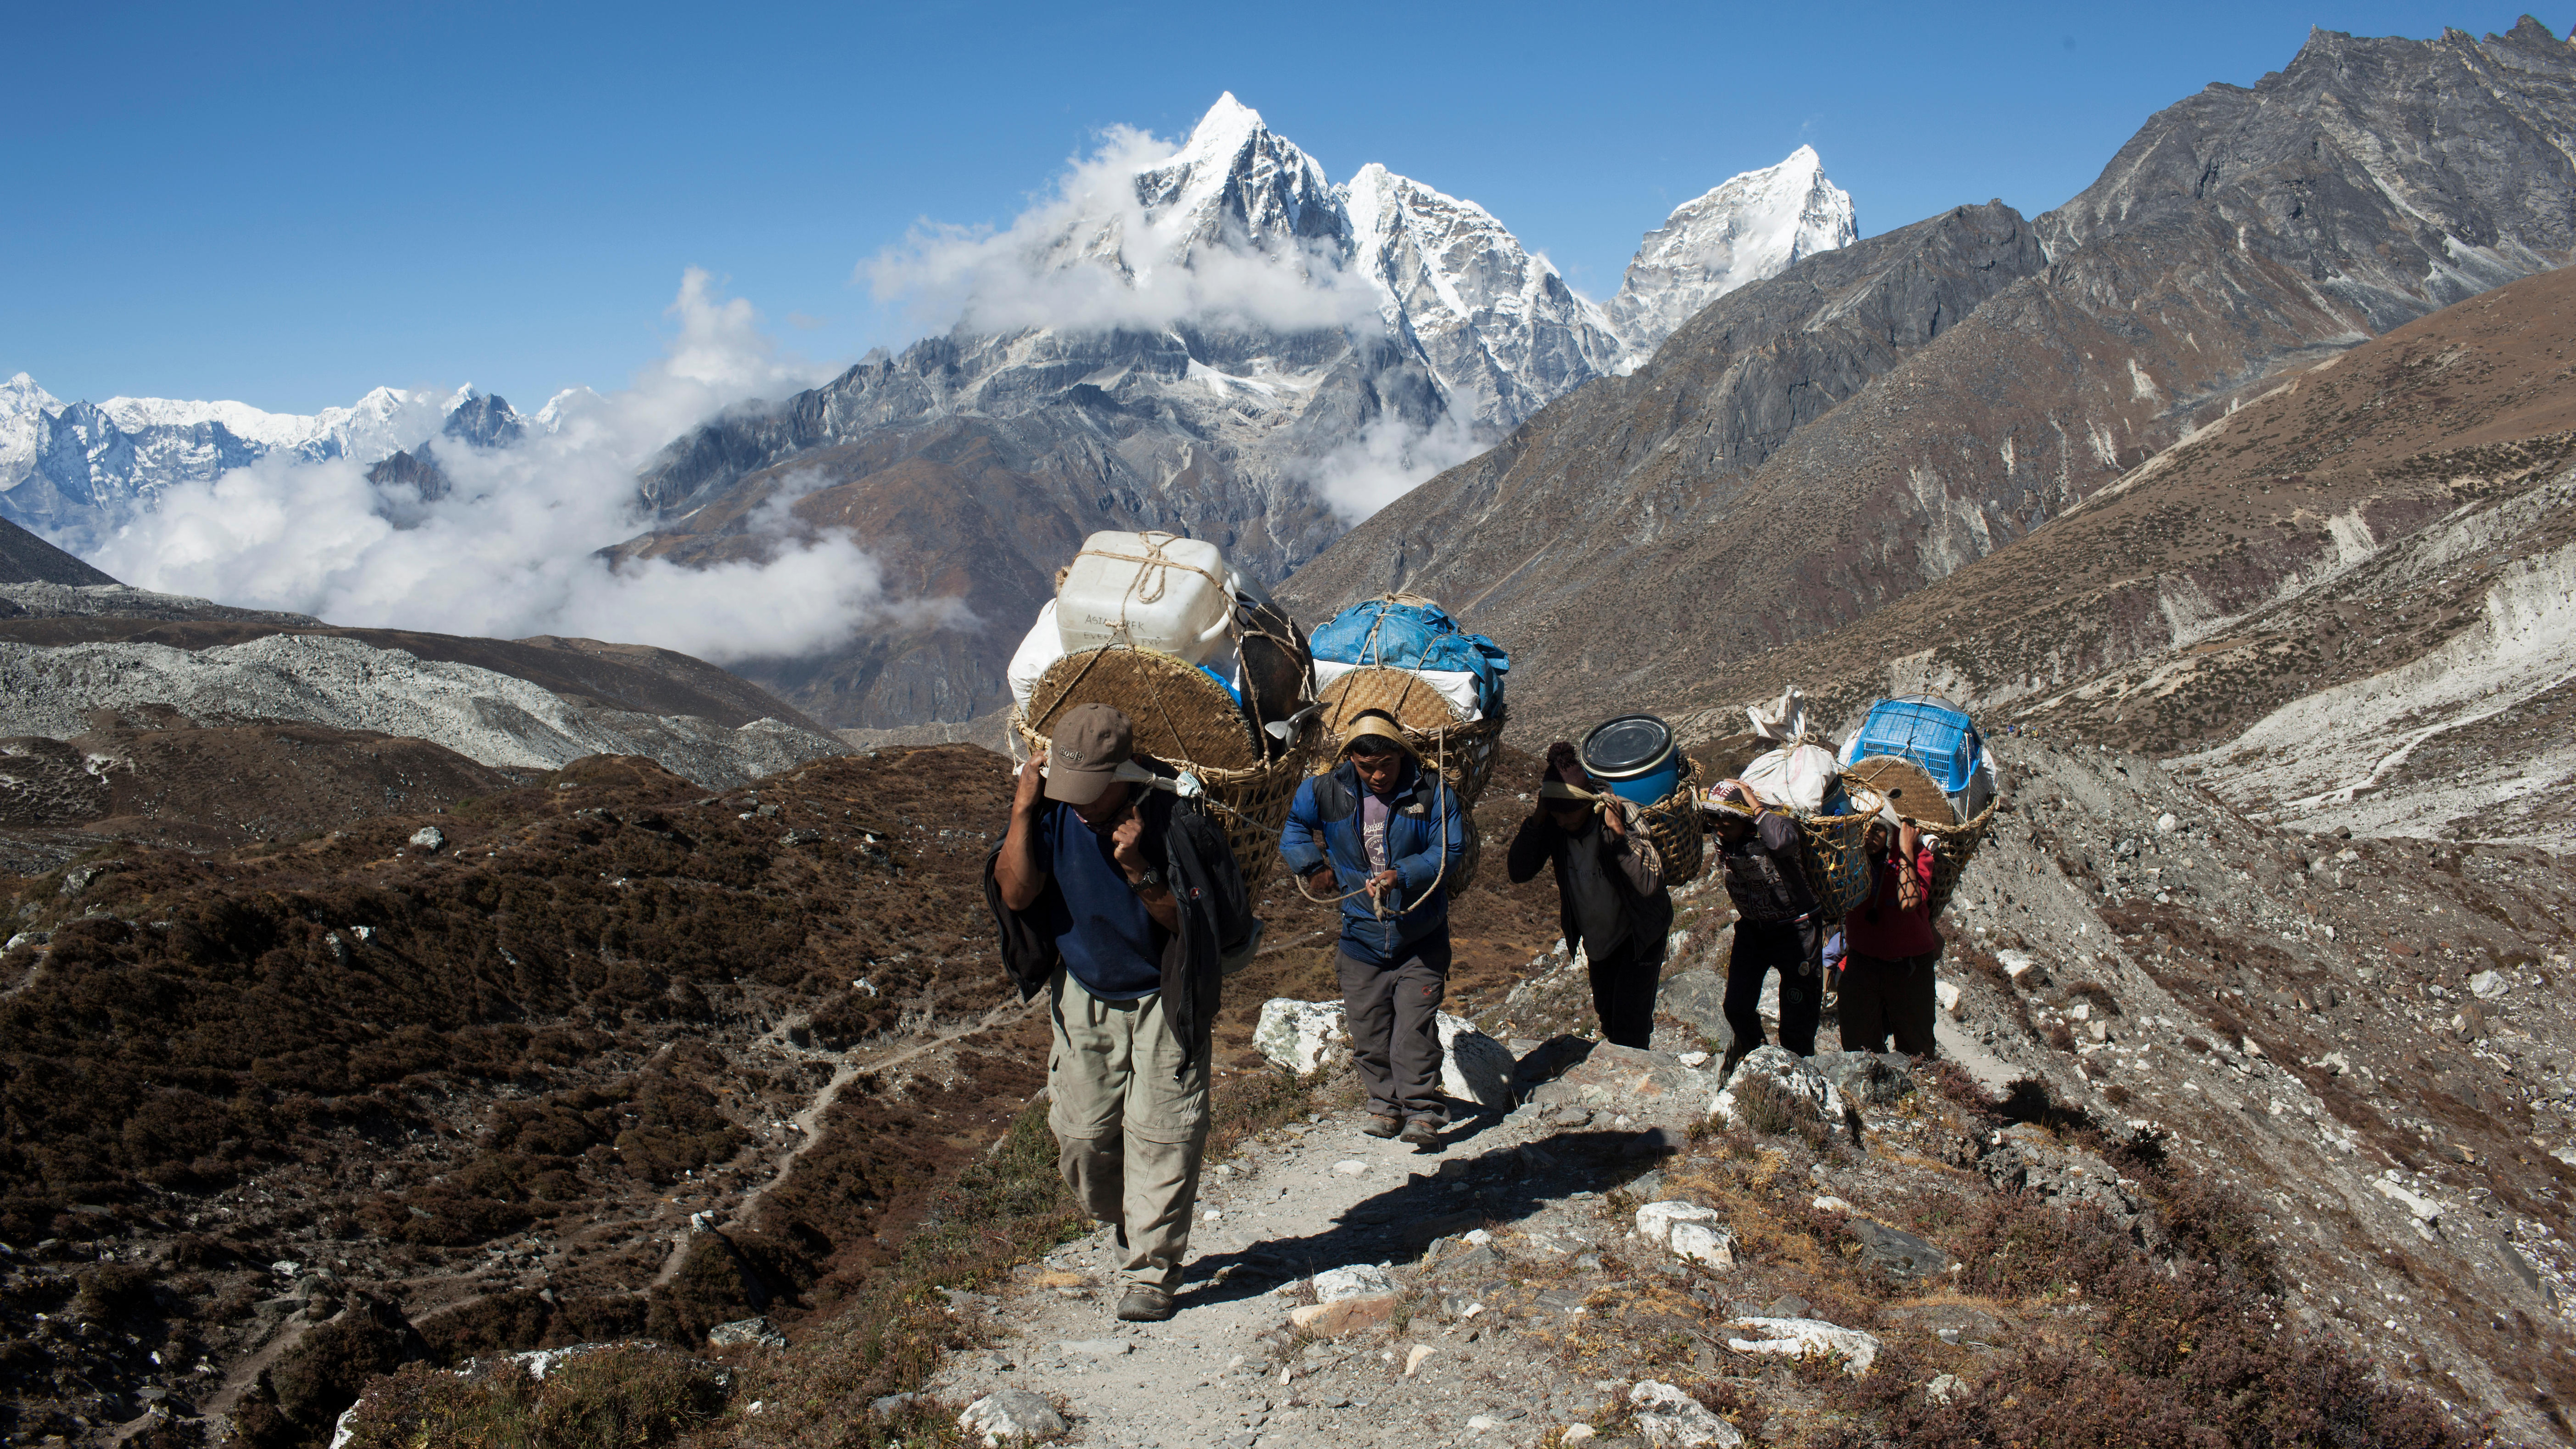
1362, 1114, 1402, 1139
1116, 1286, 1177, 1322
1399, 1118, 1443, 1150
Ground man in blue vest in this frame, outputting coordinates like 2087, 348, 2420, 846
1280, 712, 1467, 1148
986, 703, 1252, 1322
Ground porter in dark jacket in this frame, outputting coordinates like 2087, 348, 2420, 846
1507, 742, 1672, 1049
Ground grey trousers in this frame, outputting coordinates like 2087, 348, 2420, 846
1047, 969, 1210, 1293
1337, 936, 1451, 1123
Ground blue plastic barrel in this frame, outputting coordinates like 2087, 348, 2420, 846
1581, 714, 1681, 806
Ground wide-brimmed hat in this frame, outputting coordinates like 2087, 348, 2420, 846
1046, 702, 1134, 805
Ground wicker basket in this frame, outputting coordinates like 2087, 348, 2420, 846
1791, 784, 1888, 922
1635, 756, 1707, 885
1919, 797, 2000, 919
1839, 757, 1997, 918
1016, 646, 1316, 893
1314, 664, 1507, 808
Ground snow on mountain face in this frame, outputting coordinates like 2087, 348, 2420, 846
1345, 164, 1626, 429
1605, 145, 1858, 359
0, 380, 525, 552
1134, 92, 1348, 258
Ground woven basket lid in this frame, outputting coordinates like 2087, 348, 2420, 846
1027, 647, 1259, 771
1315, 665, 1470, 735
1845, 755, 1955, 827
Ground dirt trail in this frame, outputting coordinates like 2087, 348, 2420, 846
930, 1099, 1631, 1449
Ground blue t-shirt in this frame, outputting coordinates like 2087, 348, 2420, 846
1035, 799, 1167, 1000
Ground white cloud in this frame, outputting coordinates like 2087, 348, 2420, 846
88, 272, 971, 664
1300, 411, 1485, 525
865, 125, 1381, 338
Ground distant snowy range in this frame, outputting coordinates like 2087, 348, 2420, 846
3, 95, 1855, 671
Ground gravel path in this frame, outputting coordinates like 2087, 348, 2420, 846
932, 1098, 1650, 1449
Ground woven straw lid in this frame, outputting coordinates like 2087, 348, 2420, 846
1317, 665, 1471, 735
1844, 755, 1956, 827
1026, 647, 1260, 772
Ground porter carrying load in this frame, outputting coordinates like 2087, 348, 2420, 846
1577, 713, 1707, 884
1836, 696, 2002, 917
1006, 531, 1319, 892
1306, 594, 1509, 889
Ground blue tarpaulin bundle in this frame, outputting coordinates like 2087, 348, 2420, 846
1309, 599, 1510, 714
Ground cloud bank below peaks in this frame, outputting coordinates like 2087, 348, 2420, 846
91, 270, 971, 666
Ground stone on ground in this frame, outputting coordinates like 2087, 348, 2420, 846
1723, 1316, 1882, 1376
1290, 1293, 1397, 1336
1847, 1219, 1949, 1278
1308, 1264, 1397, 1302
1805, 1050, 1915, 1106
1437, 1011, 1517, 1107
1710, 1045, 1844, 1126
1530, 1043, 1713, 1129
1255, 998, 1349, 1075
706, 1316, 786, 1348
958, 1387, 1067, 1446
1628, 1378, 1746, 1446
1636, 1200, 1735, 1270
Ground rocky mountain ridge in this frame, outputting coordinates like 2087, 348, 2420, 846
624, 96, 1854, 729
0, 377, 540, 552
1287, 19, 2576, 737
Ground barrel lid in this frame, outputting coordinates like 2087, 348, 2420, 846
1581, 714, 1673, 778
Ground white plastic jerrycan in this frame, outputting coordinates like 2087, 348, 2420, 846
1055, 531, 1235, 664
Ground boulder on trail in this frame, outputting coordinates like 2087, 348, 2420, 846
1255, 998, 1350, 1075
1710, 1046, 1843, 1127
1527, 1043, 1714, 1130
1437, 1013, 1516, 1108
959, 1387, 1067, 1446
1805, 1050, 1915, 1107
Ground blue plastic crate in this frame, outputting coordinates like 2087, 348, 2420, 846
1846, 697, 1984, 794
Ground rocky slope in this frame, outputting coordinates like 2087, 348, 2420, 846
624, 97, 1851, 730
0, 514, 116, 588
1645, 258, 2576, 850
1287, 20, 2576, 732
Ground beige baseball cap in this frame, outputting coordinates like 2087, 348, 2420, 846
1045, 702, 1134, 804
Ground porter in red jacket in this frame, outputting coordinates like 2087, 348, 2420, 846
1838, 819, 1942, 1057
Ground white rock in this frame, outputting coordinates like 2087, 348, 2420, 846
1563, 1427, 1598, 1444
1926, 1371, 1968, 1405
2374, 1177, 2442, 1223
1635, 1199, 1719, 1247
1467, 1415, 1504, 1432
1255, 998, 1350, 1075
1811, 1195, 1853, 1213
2155, 812, 2178, 834
1934, 980, 1963, 1016
1996, 949, 2037, 981
1310, 1264, 1398, 1303
1333, 1160, 1369, 1176
2470, 970, 2506, 1001
1437, 1012, 1516, 1108
1627, 1379, 1745, 1446
1404, 1343, 1436, 1376
1724, 1317, 1881, 1376
1709, 1045, 1844, 1127
959, 1388, 1068, 1446
407, 825, 445, 853
1668, 1221, 1736, 1270
1678, 1050, 1711, 1068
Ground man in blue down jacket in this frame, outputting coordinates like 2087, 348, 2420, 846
1280, 712, 1467, 1148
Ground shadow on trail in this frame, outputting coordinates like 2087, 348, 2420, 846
1179, 1117, 1666, 1308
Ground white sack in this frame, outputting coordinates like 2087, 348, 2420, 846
1741, 743, 1840, 814
1311, 658, 1482, 723
1007, 600, 1066, 714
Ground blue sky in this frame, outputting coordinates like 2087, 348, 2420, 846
7, 2, 2553, 415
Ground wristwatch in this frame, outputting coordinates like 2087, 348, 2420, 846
1130, 866, 1165, 893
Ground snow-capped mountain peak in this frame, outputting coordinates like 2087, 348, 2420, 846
1133, 93, 1345, 259
1344, 163, 1623, 427
1606, 145, 1858, 359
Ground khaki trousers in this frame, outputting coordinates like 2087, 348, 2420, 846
1047, 969, 1210, 1293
